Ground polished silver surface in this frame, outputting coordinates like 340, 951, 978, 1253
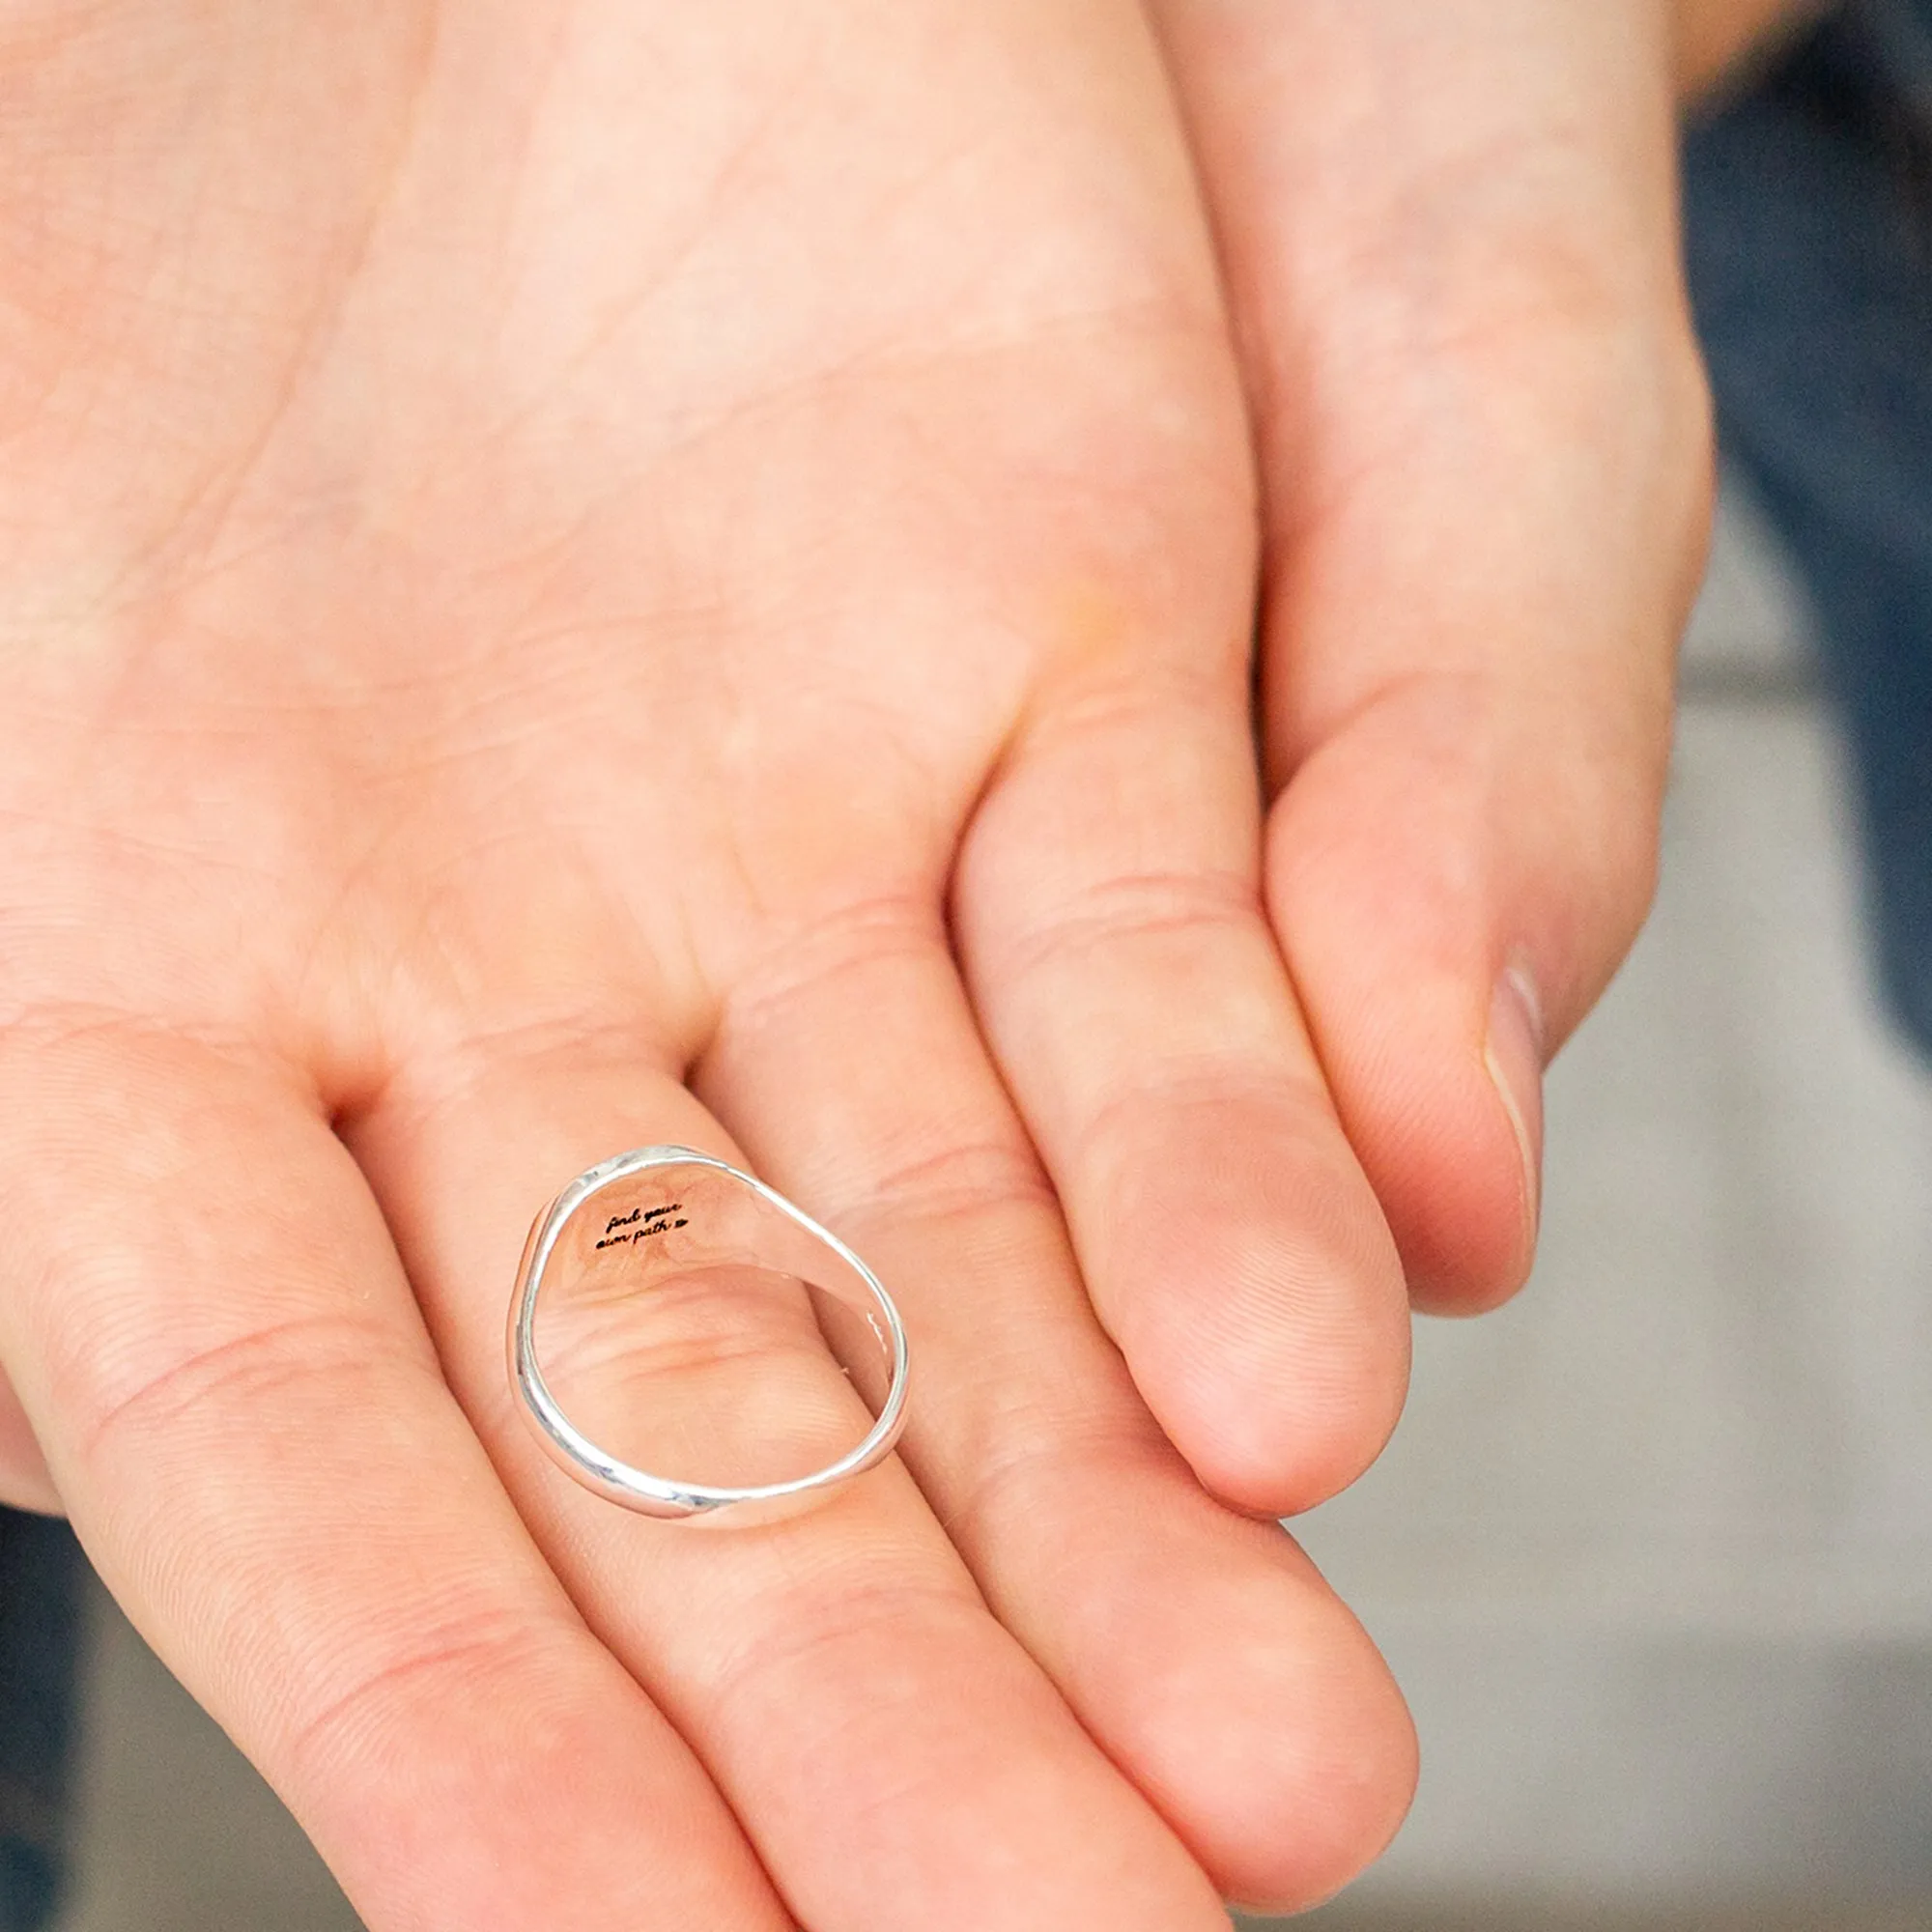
508, 1145, 910, 1520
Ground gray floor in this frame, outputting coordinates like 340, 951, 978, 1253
50, 489, 1932, 1928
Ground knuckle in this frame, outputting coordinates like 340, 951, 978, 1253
715, 889, 939, 1048
285, 1605, 558, 1785
980, 865, 1257, 990
942, 1400, 1176, 1552
58, 1306, 402, 1479
537, 1290, 820, 1386
841, 1131, 1055, 1230
706, 1576, 982, 1724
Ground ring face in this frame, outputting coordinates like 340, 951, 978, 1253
509, 1146, 910, 1520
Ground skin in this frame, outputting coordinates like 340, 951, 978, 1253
0, 5, 1406, 1925
1145, 0, 1717, 1325
0, 0, 1801, 1923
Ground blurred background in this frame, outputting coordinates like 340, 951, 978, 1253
31, 483, 1931, 1932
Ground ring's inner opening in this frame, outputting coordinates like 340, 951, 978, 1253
530, 1160, 895, 1493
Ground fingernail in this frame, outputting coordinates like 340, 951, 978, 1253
1484, 963, 1545, 1249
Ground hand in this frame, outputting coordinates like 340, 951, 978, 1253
1141, 0, 1716, 1337
0, 3, 1412, 1923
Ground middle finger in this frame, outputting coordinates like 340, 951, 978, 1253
352, 1030, 1228, 1932
694, 900, 1417, 1913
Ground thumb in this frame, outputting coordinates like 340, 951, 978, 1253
1154, 0, 1714, 1307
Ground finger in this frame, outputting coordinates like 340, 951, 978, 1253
953, 648, 1410, 1515
0, 1017, 787, 1932
695, 905, 1416, 1914
353, 1029, 1233, 1932
1151, 0, 1714, 1308
0, 1373, 60, 1514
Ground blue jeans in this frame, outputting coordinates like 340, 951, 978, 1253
0, 1510, 83, 1932
1684, 0, 1932, 1061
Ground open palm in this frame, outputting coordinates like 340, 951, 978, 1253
0, 5, 1419, 1926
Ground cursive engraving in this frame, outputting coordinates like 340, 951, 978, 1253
595, 1202, 688, 1250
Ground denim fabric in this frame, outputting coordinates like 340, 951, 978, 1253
0, 1510, 84, 1932
1684, 0, 1932, 1060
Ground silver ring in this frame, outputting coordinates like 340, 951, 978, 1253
508, 1145, 910, 1520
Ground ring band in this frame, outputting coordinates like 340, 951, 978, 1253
508, 1145, 910, 1520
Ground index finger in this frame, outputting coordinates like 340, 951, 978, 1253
0, 1016, 790, 1932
